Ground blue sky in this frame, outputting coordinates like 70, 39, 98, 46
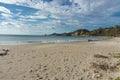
0, 0, 120, 35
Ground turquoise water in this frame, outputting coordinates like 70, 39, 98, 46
0, 35, 108, 45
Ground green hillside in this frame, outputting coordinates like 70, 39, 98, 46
51, 25, 120, 37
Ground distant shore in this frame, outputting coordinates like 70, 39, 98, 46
0, 37, 120, 80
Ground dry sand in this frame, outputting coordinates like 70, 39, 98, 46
0, 38, 120, 80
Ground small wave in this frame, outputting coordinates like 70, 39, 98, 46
39, 40, 84, 43
0, 36, 108, 45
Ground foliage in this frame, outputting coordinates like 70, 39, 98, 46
115, 77, 120, 80
89, 25, 120, 36
53, 25, 120, 37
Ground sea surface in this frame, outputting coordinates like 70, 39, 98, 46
0, 35, 109, 45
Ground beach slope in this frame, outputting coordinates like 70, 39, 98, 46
0, 38, 120, 80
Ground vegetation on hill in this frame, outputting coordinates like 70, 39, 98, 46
51, 25, 120, 37
90, 25, 120, 36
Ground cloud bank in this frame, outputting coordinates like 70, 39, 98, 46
0, 0, 120, 35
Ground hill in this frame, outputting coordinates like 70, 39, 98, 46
51, 25, 120, 37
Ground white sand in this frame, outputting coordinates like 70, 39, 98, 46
0, 38, 120, 80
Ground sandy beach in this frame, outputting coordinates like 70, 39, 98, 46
0, 38, 120, 80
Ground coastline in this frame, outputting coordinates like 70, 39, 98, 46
0, 36, 112, 46
0, 35, 110, 46
0, 37, 120, 80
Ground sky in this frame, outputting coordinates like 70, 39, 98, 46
0, 0, 120, 35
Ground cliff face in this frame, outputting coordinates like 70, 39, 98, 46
51, 25, 120, 37
68, 29, 89, 36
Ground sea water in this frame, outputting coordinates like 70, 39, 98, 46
0, 35, 108, 45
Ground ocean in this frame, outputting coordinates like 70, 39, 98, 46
0, 35, 108, 45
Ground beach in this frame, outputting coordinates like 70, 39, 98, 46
0, 38, 120, 80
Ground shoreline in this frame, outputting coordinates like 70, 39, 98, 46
0, 36, 114, 46
0, 37, 120, 80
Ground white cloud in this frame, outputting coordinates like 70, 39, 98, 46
0, 6, 11, 14
1, 13, 12, 18
0, 0, 120, 15
0, 0, 120, 34
1, 0, 119, 18
0, 0, 15, 4
0, 22, 41, 34
0, 20, 55, 35
20, 15, 48, 20
0, 0, 16, 3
